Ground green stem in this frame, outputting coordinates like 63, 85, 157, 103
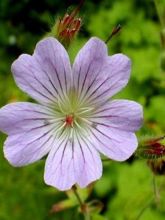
154, 0, 164, 26
72, 186, 91, 220
153, 175, 158, 200
84, 212, 90, 220
153, 174, 161, 208
135, 174, 159, 220
72, 185, 84, 207
135, 197, 154, 220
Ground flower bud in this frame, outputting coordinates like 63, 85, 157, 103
147, 159, 165, 175
137, 135, 165, 159
51, 4, 82, 48
137, 135, 165, 175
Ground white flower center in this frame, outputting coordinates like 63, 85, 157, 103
52, 88, 94, 138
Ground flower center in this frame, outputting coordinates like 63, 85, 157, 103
53, 88, 94, 138
65, 114, 74, 127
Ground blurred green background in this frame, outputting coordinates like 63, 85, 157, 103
1, 0, 165, 219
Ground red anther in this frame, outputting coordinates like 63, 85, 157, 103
65, 115, 74, 127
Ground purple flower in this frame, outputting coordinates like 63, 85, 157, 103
0, 37, 143, 190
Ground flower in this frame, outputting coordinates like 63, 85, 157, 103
0, 37, 143, 190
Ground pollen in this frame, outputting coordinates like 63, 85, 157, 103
65, 115, 74, 127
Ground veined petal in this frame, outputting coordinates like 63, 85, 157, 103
90, 100, 143, 132
11, 37, 72, 105
74, 133, 102, 188
0, 102, 57, 135
73, 38, 131, 105
89, 126, 138, 161
84, 54, 131, 105
44, 131, 102, 190
0, 102, 57, 166
73, 37, 108, 101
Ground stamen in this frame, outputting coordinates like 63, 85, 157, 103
78, 107, 94, 115
57, 97, 66, 114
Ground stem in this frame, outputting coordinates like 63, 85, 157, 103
135, 174, 159, 220
72, 185, 84, 207
135, 197, 154, 220
153, 0, 164, 26
84, 212, 90, 220
153, 175, 158, 200
72, 186, 91, 220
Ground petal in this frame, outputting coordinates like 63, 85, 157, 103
44, 132, 102, 190
89, 126, 138, 161
90, 100, 143, 132
73, 37, 131, 105
73, 133, 102, 188
12, 37, 72, 105
0, 102, 57, 135
72, 37, 108, 100
0, 102, 57, 166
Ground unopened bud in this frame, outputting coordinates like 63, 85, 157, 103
137, 135, 165, 175
147, 159, 165, 175
137, 135, 165, 159
50, 3, 83, 48
105, 24, 121, 44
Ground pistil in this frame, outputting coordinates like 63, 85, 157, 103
65, 114, 74, 127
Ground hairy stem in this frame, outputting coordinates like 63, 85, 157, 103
153, 174, 160, 204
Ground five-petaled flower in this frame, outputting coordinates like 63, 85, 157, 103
0, 37, 143, 190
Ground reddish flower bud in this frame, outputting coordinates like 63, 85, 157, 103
147, 159, 165, 175
137, 135, 165, 175
54, 2, 83, 48
137, 136, 165, 159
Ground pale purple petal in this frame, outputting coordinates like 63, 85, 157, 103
0, 102, 57, 135
73, 37, 131, 105
11, 37, 72, 105
89, 126, 138, 161
44, 132, 102, 190
73, 37, 108, 101
90, 100, 143, 132
75, 134, 102, 188
0, 102, 57, 166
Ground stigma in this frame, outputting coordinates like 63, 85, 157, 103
65, 114, 74, 127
